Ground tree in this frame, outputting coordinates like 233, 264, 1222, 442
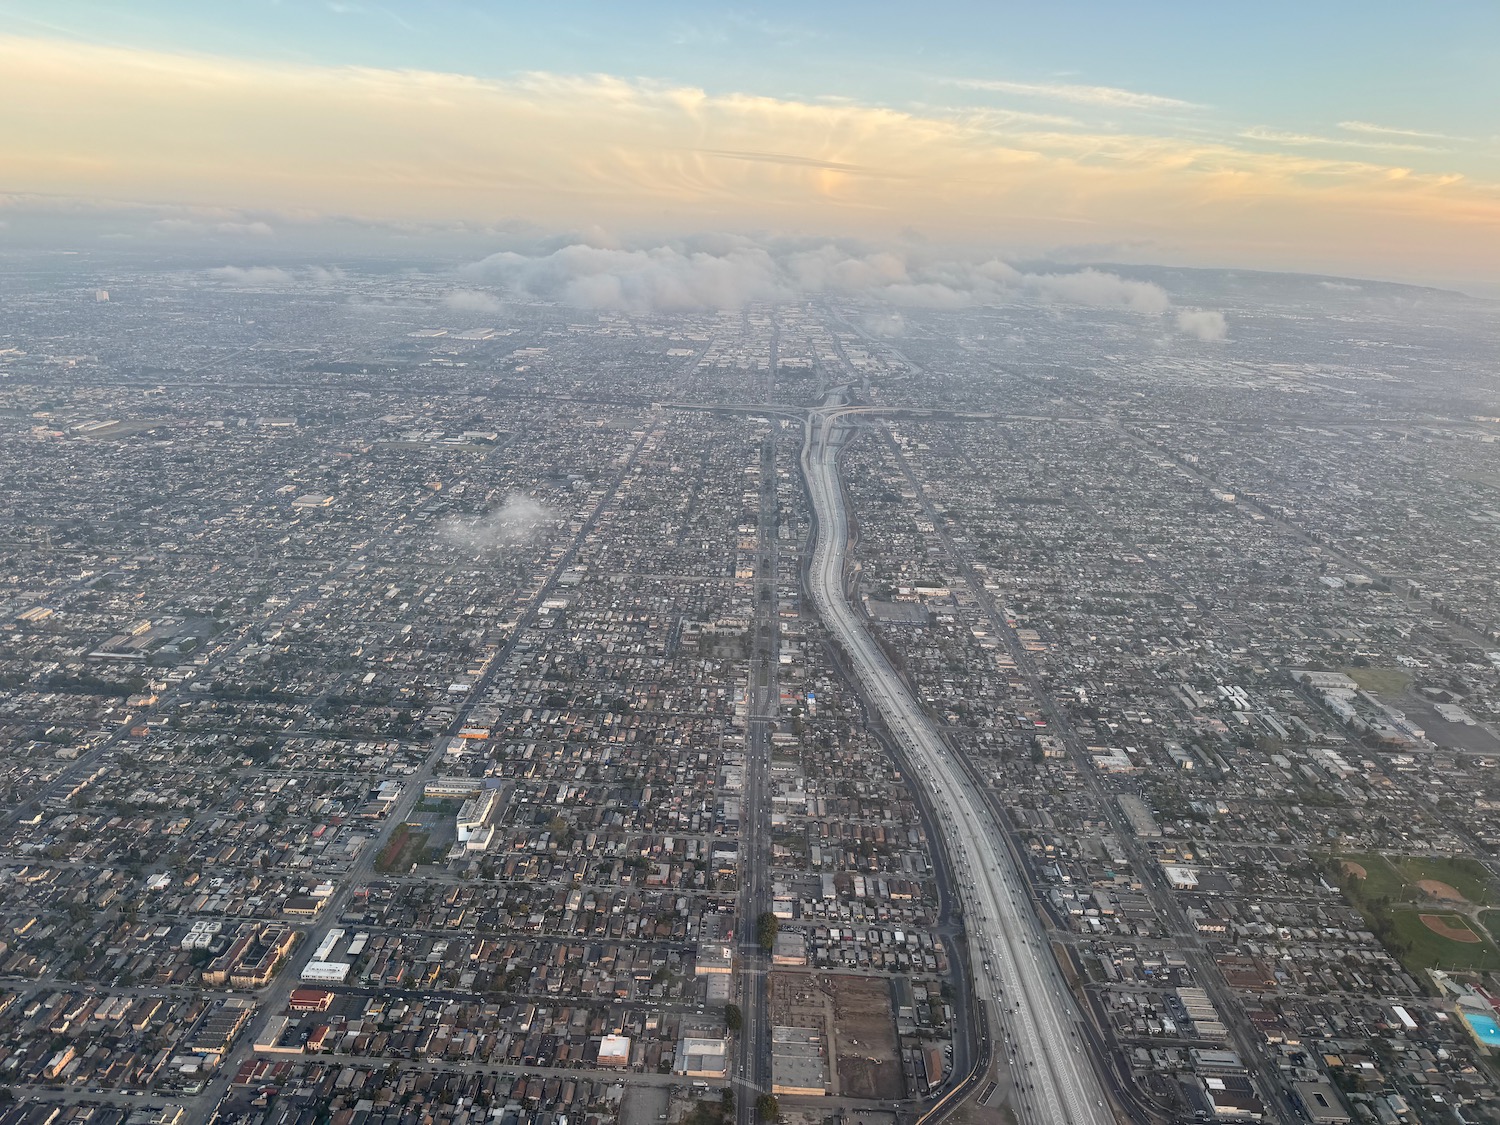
756, 1095, 779, 1121
756, 912, 780, 951
725, 1003, 743, 1032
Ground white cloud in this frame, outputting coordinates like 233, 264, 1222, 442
860, 310, 906, 337
1027, 268, 1170, 315
784, 246, 911, 292
1175, 308, 1227, 340
151, 218, 274, 237
440, 494, 554, 552
444, 288, 504, 314
944, 105, 1083, 129
206, 265, 294, 286
882, 282, 972, 309
1242, 126, 1441, 153
205, 264, 343, 286
463, 244, 791, 313
952, 77, 1197, 110
1340, 120, 1468, 142
459, 240, 1190, 323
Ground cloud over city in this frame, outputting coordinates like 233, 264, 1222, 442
205, 264, 346, 287
1175, 308, 1229, 341
457, 240, 1212, 331
439, 494, 555, 553
444, 289, 506, 314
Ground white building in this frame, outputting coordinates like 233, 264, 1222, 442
457, 789, 498, 849
300, 960, 351, 983
597, 1034, 632, 1068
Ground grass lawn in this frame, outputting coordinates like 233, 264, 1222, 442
1334, 852, 1410, 901
1342, 665, 1413, 697
1480, 910, 1500, 942
1394, 855, 1494, 905
1388, 910, 1500, 972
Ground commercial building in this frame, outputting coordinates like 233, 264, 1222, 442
771, 1027, 828, 1096
288, 989, 337, 1012
672, 1037, 728, 1079
596, 1034, 632, 1068
695, 943, 733, 975
771, 931, 807, 966
1293, 1081, 1352, 1124
300, 960, 352, 984
456, 788, 498, 851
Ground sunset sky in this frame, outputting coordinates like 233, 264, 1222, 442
2, 1, 1496, 289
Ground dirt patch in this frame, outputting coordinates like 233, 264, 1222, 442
1417, 879, 1468, 903
621, 1087, 669, 1125
839, 1056, 898, 1104
1342, 861, 1368, 880
768, 972, 903, 1100
783, 1112, 895, 1125
374, 825, 429, 874
1420, 914, 1481, 943
946, 1101, 1016, 1125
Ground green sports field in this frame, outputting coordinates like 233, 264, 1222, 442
1387, 910, 1500, 972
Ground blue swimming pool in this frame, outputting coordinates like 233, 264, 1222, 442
1462, 1011, 1500, 1047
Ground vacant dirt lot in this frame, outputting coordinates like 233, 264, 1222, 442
768, 972, 903, 1100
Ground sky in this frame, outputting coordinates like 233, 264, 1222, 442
1, 1, 1497, 290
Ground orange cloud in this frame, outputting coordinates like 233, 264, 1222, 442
0, 34, 1495, 279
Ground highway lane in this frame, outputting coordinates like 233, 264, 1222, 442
800, 409, 1113, 1125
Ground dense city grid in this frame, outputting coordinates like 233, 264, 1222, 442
4, 257, 1500, 1125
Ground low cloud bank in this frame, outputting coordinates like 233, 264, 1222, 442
459, 239, 1222, 336
444, 288, 505, 314
205, 264, 345, 286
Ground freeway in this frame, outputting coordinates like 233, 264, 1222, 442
800, 408, 1113, 1125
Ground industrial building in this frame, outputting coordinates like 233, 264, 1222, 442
770, 1026, 828, 1096
672, 1037, 728, 1079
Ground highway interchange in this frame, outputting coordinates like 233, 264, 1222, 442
799, 406, 1114, 1125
